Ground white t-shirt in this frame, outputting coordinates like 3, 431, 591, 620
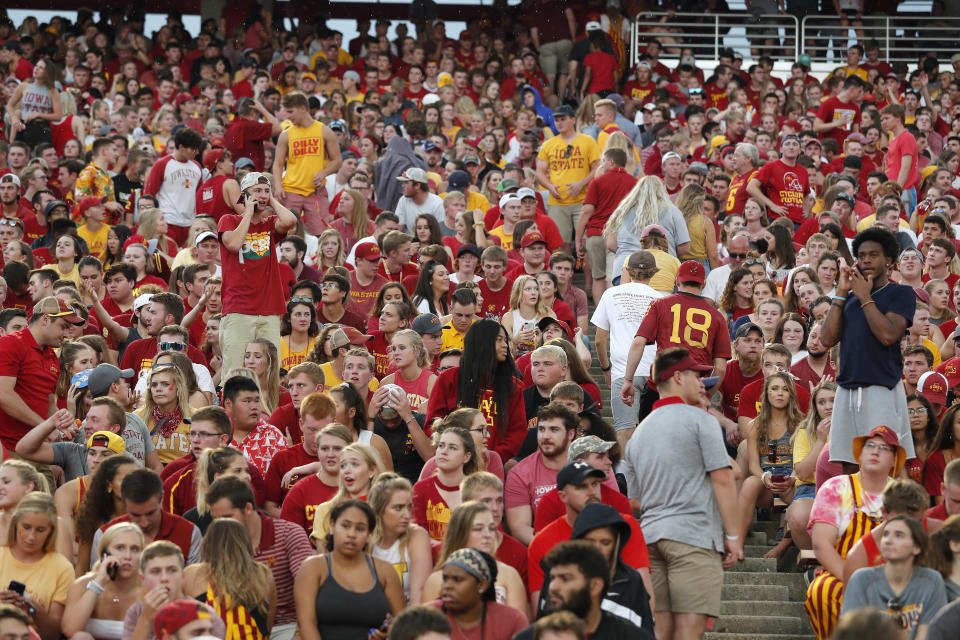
702, 263, 732, 304
394, 193, 445, 233
149, 155, 202, 226
325, 173, 349, 200
590, 281, 663, 380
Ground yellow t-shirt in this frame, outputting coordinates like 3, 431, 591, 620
537, 133, 601, 205
78, 222, 111, 260
441, 190, 491, 213
791, 428, 819, 485
488, 225, 514, 250
0, 546, 73, 610
648, 249, 681, 293
319, 361, 380, 392
309, 48, 354, 70
282, 121, 328, 196
144, 416, 192, 464
55, 263, 81, 287
281, 335, 316, 370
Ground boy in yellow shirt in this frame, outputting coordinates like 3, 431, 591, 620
76, 196, 111, 260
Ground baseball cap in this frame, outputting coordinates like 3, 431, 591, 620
851, 425, 906, 477
423, 141, 440, 152
97, 125, 118, 136
556, 461, 606, 490
355, 242, 382, 261
194, 231, 217, 246
133, 294, 154, 313
75, 196, 106, 219
499, 193, 521, 208
202, 148, 226, 171
87, 431, 125, 454
0, 174, 21, 188
626, 250, 657, 271
175, 93, 193, 106
411, 313, 443, 335
329, 327, 373, 349
497, 178, 519, 193
537, 316, 571, 340
33, 297, 83, 325
733, 322, 763, 340
154, 600, 213, 640
640, 224, 667, 238
447, 170, 470, 192
585, 21, 602, 31
462, 153, 481, 166
301, 72, 316, 81
397, 167, 429, 185
88, 364, 136, 398
661, 151, 683, 163
422, 93, 441, 106
71, 369, 92, 388
234, 158, 255, 170
835, 191, 856, 206
652, 353, 712, 389
457, 244, 482, 259
240, 56, 258, 68
636, 61, 652, 70
44, 200, 69, 217
677, 260, 706, 285
554, 104, 576, 118
239, 171, 271, 192
938, 356, 960, 389
343, 70, 361, 83
520, 231, 546, 248
918, 371, 948, 406
567, 436, 615, 462
516, 187, 537, 201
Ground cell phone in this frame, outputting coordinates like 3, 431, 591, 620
103, 551, 119, 581
146, 238, 159, 254
8, 581, 25, 596
770, 474, 787, 483
523, 321, 535, 332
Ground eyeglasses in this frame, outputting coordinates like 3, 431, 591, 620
290, 296, 313, 305
728, 252, 748, 259
469, 427, 490, 436
862, 441, 894, 453
907, 407, 928, 415
320, 282, 338, 289
189, 431, 221, 439
159, 342, 185, 351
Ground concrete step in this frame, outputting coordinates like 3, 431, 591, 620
746, 530, 769, 545
720, 584, 791, 601
723, 571, 808, 600
721, 600, 805, 617
744, 544, 782, 558
706, 634, 815, 640
713, 615, 810, 635
726, 557, 778, 573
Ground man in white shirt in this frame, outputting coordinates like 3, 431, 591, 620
394, 167, 445, 232
143, 128, 203, 245
591, 250, 663, 450
703, 232, 750, 303
324, 151, 358, 200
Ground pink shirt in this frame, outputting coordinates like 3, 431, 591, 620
504, 451, 559, 511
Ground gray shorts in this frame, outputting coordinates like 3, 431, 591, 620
829, 382, 914, 464
539, 39, 573, 77
611, 375, 648, 430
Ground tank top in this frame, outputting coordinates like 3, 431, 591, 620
204, 583, 267, 640
510, 309, 539, 355
75, 476, 88, 515
315, 553, 391, 640
280, 335, 315, 371
392, 368, 433, 412
358, 430, 373, 445
21, 83, 53, 118
282, 121, 328, 196
759, 429, 794, 475
683, 214, 709, 261
197, 174, 237, 222
372, 539, 410, 604
51, 115, 74, 155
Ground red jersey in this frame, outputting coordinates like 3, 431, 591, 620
717, 359, 763, 421
477, 278, 514, 321
755, 159, 810, 225
816, 96, 860, 148
736, 377, 811, 421
391, 368, 433, 412
726, 169, 758, 215
367, 331, 393, 379
218, 214, 288, 317
635, 292, 731, 368
348, 272, 386, 324
264, 443, 316, 505
622, 79, 656, 105
196, 174, 237, 222
279, 474, 338, 533
377, 260, 419, 284
583, 169, 637, 237
412, 475, 455, 541
703, 82, 729, 110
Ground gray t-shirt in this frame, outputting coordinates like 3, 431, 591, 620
395, 193, 445, 233
927, 599, 960, 640
613, 203, 690, 277
51, 442, 88, 481
841, 566, 947, 639
623, 402, 731, 551
121, 412, 154, 466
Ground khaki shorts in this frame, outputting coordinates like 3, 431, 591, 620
585, 235, 608, 279
648, 539, 723, 617
539, 39, 573, 77
547, 203, 581, 244
219, 312, 282, 377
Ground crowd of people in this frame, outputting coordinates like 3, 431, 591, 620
1, 1, 960, 640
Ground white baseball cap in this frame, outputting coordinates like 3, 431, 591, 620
499, 193, 521, 208
239, 171, 271, 192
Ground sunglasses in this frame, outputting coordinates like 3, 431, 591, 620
564, 144, 573, 159
0, 219, 21, 227
728, 252, 748, 259
745, 258, 765, 266
290, 296, 314, 305
159, 342, 185, 351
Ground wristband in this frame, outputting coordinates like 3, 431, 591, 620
86, 581, 104, 596
860, 299, 876, 309
725, 534, 739, 541
600, 364, 611, 372
831, 295, 846, 302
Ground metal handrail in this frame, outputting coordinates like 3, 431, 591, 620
799, 15, 960, 64
630, 12, 800, 68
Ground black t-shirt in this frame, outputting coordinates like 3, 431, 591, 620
513, 611, 652, 640
373, 413, 427, 484
112, 174, 143, 209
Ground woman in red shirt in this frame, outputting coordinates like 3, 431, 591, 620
412, 426, 478, 543
380, 330, 437, 413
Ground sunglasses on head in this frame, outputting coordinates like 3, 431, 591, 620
290, 296, 313, 305
0, 219, 21, 227
745, 258, 765, 266
159, 342, 184, 351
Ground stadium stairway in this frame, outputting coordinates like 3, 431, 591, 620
578, 275, 814, 640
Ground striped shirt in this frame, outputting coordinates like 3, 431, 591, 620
255, 513, 313, 626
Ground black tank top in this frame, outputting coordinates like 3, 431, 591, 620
315, 553, 391, 640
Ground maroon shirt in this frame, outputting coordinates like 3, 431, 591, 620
225, 117, 274, 172
0, 328, 59, 451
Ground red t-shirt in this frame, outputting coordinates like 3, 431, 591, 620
885, 130, 920, 190
196, 174, 237, 222
412, 475, 455, 541
736, 377, 811, 421
264, 443, 316, 505
533, 483, 632, 532
583, 51, 618, 94
583, 169, 637, 236
755, 159, 810, 225
726, 169, 758, 215
3, 289, 32, 311
816, 97, 860, 149
218, 214, 288, 316
703, 82, 729, 110
367, 331, 393, 379
120, 337, 209, 380
790, 357, 837, 393
279, 474, 338, 533
623, 79, 656, 105
636, 292, 731, 367
349, 272, 387, 320
717, 359, 763, 421
377, 260, 419, 284
478, 277, 514, 321
268, 402, 302, 445
0, 329, 60, 451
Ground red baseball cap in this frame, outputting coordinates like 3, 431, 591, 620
75, 196, 105, 219
677, 260, 706, 286
520, 231, 546, 248
648, 353, 713, 391
154, 600, 212, 639
355, 242, 382, 261
937, 356, 960, 389
202, 148, 226, 172
175, 93, 194, 106
918, 371, 948, 406
123, 234, 147, 252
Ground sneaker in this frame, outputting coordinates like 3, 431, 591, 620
803, 567, 817, 588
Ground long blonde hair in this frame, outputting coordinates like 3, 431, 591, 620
137, 366, 193, 422
392, 329, 429, 368
1, 458, 50, 495
509, 274, 552, 318
602, 131, 639, 176
202, 518, 273, 613
605, 175, 672, 236
794, 380, 837, 446
94, 522, 144, 570
7, 492, 58, 553
137, 208, 167, 241
316, 229, 346, 268
337, 189, 370, 239
367, 473, 414, 557
676, 183, 706, 224
246, 339, 281, 413
195, 447, 246, 516
332, 442, 385, 503
435, 501, 495, 568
